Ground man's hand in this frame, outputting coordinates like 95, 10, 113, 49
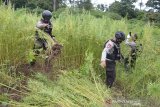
100, 61, 106, 68
51, 36, 59, 44
127, 34, 131, 39
42, 23, 49, 27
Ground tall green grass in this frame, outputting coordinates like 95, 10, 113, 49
116, 24, 160, 105
2, 52, 112, 107
0, 5, 38, 65
0, 5, 160, 106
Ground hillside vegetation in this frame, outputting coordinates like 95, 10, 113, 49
0, 5, 160, 106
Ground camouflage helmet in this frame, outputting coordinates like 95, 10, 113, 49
42, 10, 52, 21
115, 31, 126, 41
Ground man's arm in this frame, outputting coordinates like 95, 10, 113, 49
36, 21, 48, 29
100, 41, 114, 68
125, 33, 131, 45
100, 48, 107, 68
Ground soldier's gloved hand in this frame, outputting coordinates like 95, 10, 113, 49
43, 23, 49, 27
127, 34, 131, 39
100, 61, 106, 68
52, 36, 55, 40
51, 35, 56, 40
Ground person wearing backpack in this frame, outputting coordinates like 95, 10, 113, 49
100, 31, 125, 88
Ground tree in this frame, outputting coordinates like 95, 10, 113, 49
52, 0, 66, 11
77, 0, 93, 10
10, 0, 27, 8
97, 4, 108, 12
109, 1, 122, 13
26, 0, 53, 10
2, 0, 9, 5
9, 0, 66, 11
68, 0, 75, 8
68, 0, 93, 10
146, 0, 160, 12
139, 0, 144, 10
121, 0, 137, 4
109, 0, 137, 19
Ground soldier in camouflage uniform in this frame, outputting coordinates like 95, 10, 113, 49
30, 10, 55, 66
124, 32, 138, 70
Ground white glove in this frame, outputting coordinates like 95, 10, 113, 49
125, 34, 130, 44
52, 36, 55, 40
127, 34, 131, 39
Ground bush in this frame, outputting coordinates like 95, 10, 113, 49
135, 10, 146, 20
90, 10, 105, 18
106, 12, 122, 20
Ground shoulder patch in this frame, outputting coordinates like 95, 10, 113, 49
107, 44, 112, 48
105, 40, 114, 49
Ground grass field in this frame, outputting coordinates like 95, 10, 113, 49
0, 5, 160, 106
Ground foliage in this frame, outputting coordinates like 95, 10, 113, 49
121, 0, 137, 4
1, 4, 160, 106
146, 0, 160, 12
135, 9, 146, 20
54, 8, 106, 19
68, 0, 93, 10
77, 0, 93, 10
96, 4, 108, 12
19, 72, 110, 107
89, 9, 105, 18
106, 12, 122, 20
26, 0, 53, 11
109, 0, 137, 19
10, 0, 27, 9
145, 11, 160, 27
146, 11, 160, 22
7, 53, 111, 107
9, 0, 66, 11
0, 5, 37, 65
9, 0, 92, 11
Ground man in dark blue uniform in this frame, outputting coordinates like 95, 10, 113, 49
100, 31, 125, 88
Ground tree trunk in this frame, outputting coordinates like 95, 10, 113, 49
140, 0, 142, 10
4, 0, 9, 5
52, 0, 56, 11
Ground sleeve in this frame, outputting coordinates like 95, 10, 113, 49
36, 21, 45, 29
125, 34, 130, 44
101, 41, 114, 61
125, 34, 132, 46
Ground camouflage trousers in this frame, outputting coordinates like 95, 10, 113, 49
30, 37, 48, 66
124, 54, 137, 71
